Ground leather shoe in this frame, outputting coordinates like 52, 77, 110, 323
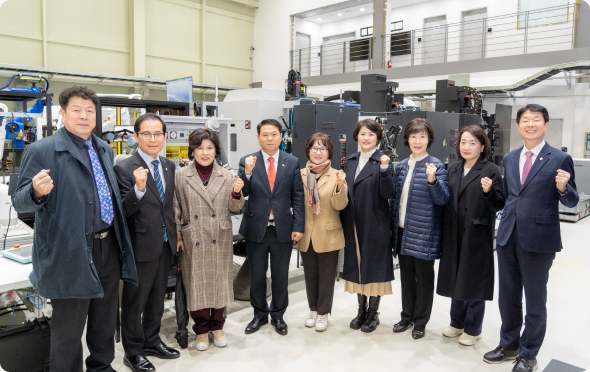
271, 318, 288, 336
483, 346, 520, 364
393, 321, 413, 333
143, 342, 180, 360
123, 354, 155, 372
512, 356, 538, 372
412, 329, 425, 339
245, 317, 268, 334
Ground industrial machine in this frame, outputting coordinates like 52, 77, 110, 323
286, 70, 307, 100
360, 74, 403, 113
435, 79, 483, 115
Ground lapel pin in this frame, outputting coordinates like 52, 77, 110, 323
282, 164, 285, 167
373, 161, 377, 164
165, 168, 168, 171
540, 157, 543, 161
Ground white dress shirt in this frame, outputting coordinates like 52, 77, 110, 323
519, 140, 546, 184
246, 150, 280, 220
399, 153, 428, 228
134, 148, 166, 200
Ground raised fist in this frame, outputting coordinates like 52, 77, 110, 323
245, 156, 257, 175
32, 169, 53, 199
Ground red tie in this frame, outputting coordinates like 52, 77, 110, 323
521, 151, 534, 185
268, 157, 276, 216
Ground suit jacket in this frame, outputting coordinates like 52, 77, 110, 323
298, 167, 348, 253
11, 127, 137, 299
496, 143, 578, 253
114, 151, 177, 262
437, 159, 505, 301
174, 162, 245, 310
238, 150, 305, 243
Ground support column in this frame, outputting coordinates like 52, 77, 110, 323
41, 0, 48, 67
130, 0, 146, 78
201, 0, 206, 84
372, 0, 387, 70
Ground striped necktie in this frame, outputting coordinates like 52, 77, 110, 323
152, 159, 167, 242
85, 140, 114, 225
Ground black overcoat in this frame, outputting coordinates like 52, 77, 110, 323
437, 159, 505, 301
340, 150, 396, 284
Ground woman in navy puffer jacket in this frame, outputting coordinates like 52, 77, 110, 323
389, 118, 449, 340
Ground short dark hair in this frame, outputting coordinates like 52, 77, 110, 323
403, 118, 435, 148
305, 133, 334, 160
59, 85, 99, 110
257, 119, 283, 135
456, 125, 492, 161
134, 113, 167, 133
188, 128, 220, 160
352, 119, 384, 142
516, 104, 549, 124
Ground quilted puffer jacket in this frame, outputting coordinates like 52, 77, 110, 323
389, 155, 449, 260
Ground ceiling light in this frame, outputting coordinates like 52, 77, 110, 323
360, 7, 365, 11
338, 13, 342, 16
317, 18, 321, 21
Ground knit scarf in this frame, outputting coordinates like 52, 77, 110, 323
306, 160, 331, 217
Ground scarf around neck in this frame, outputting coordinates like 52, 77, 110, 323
306, 160, 331, 217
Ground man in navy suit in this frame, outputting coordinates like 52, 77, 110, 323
483, 104, 578, 372
238, 119, 305, 336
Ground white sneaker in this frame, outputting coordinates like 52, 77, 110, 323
209, 330, 228, 347
305, 311, 318, 328
195, 333, 209, 351
459, 332, 482, 346
315, 314, 328, 332
442, 326, 464, 338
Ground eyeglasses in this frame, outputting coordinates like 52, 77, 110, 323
138, 132, 165, 140
311, 147, 328, 154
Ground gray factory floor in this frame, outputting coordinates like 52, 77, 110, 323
70, 218, 590, 371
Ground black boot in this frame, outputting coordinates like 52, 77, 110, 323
361, 296, 381, 333
349, 294, 368, 330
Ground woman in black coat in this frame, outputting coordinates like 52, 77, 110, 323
341, 119, 395, 333
437, 125, 505, 346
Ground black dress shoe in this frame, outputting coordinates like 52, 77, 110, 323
412, 329, 425, 339
123, 354, 155, 372
143, 342, 180, 360
393, 321, 413, 333
483, 346, 520, 364
350, 294, 368, 330
271, 318, 288, 335
245, 317, 268, 334
512, 356, 538, 372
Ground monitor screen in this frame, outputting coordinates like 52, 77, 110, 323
166, 77, 193, 103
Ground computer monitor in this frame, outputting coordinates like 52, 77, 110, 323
166, 77, 193, 103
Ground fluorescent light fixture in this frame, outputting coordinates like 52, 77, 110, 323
360, 7, 365, 11
317, 18, 321, 21
338, 13, 342, 16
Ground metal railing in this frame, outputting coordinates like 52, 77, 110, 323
290, 38, 372, 78
289, 4, 578, 77
383, 3, 578, 68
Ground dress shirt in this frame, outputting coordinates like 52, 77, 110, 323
246, 150, 280, 220
399, 153, 428, 228
134, 148, 166, 200
519, 140, 546, 184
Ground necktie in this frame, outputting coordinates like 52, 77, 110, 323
85, 140, 114, 225
521, 151, 534, 185
268, 157, 276, 216
152, 160, 168, 242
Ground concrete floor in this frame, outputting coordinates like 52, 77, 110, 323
80, 218, 589, 372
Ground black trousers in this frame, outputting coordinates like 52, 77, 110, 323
300, 241, 339, 315
497, 226, 555, 360
50, 232, 121, 372
121, 242, 172, 356
246, 226, 293, 320
450, 299, 485, 336
397, 227, 435, 331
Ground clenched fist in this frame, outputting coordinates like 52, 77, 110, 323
32, 169, 53, 199
556, 169, 570, 193
425, 163, 437, 184
481, 177, 492, 193
380, 155, 390, 166
233, 176, 244, 193
134, 167, 150, 192
336, 169, 346, 191
245, 156, 257, 175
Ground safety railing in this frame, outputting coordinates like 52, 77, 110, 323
383, 3, 578, 68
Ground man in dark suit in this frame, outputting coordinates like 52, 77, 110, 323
238, 119, 305, 336
114, 113, 179, 371
12, 86, 138, 372
483, 104, 578, 372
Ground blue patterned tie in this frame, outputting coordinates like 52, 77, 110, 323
152, 160, 168, 242
85, 140, 114, 225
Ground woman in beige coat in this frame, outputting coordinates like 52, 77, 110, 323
299, 133, 348, 332
174, 129, 245, 351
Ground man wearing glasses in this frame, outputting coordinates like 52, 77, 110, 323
114, 113, 179, 372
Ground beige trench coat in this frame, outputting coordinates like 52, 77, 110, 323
174, 162, 245, 311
